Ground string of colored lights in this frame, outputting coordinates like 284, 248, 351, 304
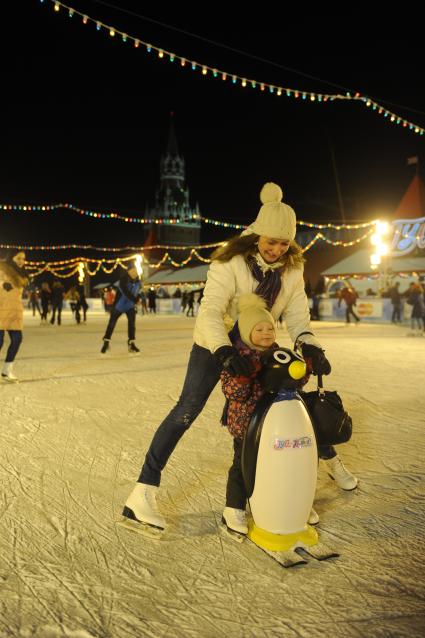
25, 248, 213, 270
23, 229, 374, 280
0, 240, 225, 252
0, 202, 379, 231
39, 0, 424, 136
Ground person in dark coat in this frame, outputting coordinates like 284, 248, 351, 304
29, 288, 41, 316
40, 282, 51, 323
389, 282, 402, 323
147, 288, 157, 314
50, 280, 65, 325
77, 285, 89, 322
180, 290, 188, 313
186, 291, 195, 317
406, 282, 424, 335
338, 285, 360, 324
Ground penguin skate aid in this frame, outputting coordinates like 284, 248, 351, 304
219, 293, 338, 565
120, 182, 356, 553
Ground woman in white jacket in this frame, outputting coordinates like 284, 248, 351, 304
123, 183, 358, 530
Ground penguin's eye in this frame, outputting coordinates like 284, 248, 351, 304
273, 351, 291, 364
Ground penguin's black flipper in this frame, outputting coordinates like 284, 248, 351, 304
241, 393, 275, 498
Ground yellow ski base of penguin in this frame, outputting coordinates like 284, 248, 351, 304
247, 520, 318, 552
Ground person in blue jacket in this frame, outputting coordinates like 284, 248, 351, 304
100, 262, 142, 354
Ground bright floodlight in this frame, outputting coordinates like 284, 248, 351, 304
376, 221, 390, 235
134, 254, 143, 277
376, 243, 389, 256
370, 253, 381, 265
370, 233, 380, 246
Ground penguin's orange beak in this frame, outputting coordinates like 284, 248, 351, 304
288, 360, 307, 380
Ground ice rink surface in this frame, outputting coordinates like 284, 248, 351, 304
0, 311, 424, 637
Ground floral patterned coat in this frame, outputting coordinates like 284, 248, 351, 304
221, 338, 313, 440
220, 339, 277, 440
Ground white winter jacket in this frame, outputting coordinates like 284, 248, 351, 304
194, 254, 322, 353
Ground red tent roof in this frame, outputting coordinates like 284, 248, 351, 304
393, 174, 425, 219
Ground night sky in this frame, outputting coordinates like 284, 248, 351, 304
1, 1, 424, 252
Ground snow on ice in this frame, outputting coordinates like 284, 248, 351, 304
0, 311, 424, 637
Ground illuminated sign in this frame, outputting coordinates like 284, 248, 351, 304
391, 216, 425, 256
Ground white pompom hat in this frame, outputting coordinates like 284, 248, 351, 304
244, 182, 297, 241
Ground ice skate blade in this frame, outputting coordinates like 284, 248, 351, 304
2, 375, 19, 383
117, 517, 163, 539
296, 541, 339, 561
258, 545, 307, 567
221, 523, 246, 543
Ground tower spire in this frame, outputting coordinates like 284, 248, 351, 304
167, 111, 179, 156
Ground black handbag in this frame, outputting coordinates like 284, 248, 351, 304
300, 375, 352, 446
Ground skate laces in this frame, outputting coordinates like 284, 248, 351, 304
233, 508, 247, 523
332, 457, 348, 477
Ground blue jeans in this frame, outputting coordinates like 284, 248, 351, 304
0, 330, 23, 362
139, 344, 221, 485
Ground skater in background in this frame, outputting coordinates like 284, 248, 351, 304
180, 290, 188, 314
186, 290, 195, 317
220, 294, 318, 535
123, 182, 356, 531
103, 287, 116, 313
139, 289, 148, 315
78, 284, 89, 322
29, 288, 41, 317
39, 282, 51, 323
389, 282, 402, 324
196, 286, 204, 313
50, 280, 65, 325
100, 262, 142, 354
65, 286, 81, 324
147, 287, 157, 314
338, 284, 360, 324
0, 249, 29, 381
406, 282, 424, 336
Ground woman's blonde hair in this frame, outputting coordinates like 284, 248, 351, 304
210, 233, 304, 270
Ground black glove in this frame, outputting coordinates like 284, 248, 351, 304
301, 344, 331, 376
2, 282, 13, 292
214, 345, 254, 377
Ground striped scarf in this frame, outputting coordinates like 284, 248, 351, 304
247, 254, 283, 310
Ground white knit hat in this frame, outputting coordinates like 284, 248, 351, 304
238, 293, 275, 350
245, 182, 297, 241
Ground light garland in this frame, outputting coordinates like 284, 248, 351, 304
0, 240, 225, 252
23, 228, 374, 279
0, 202, 379, 231
39, 0, 425, 137
0, 202, 200, 226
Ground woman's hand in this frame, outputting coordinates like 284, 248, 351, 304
300, 344, 331, 375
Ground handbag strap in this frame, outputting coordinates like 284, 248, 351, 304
317, 374, 326, 397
